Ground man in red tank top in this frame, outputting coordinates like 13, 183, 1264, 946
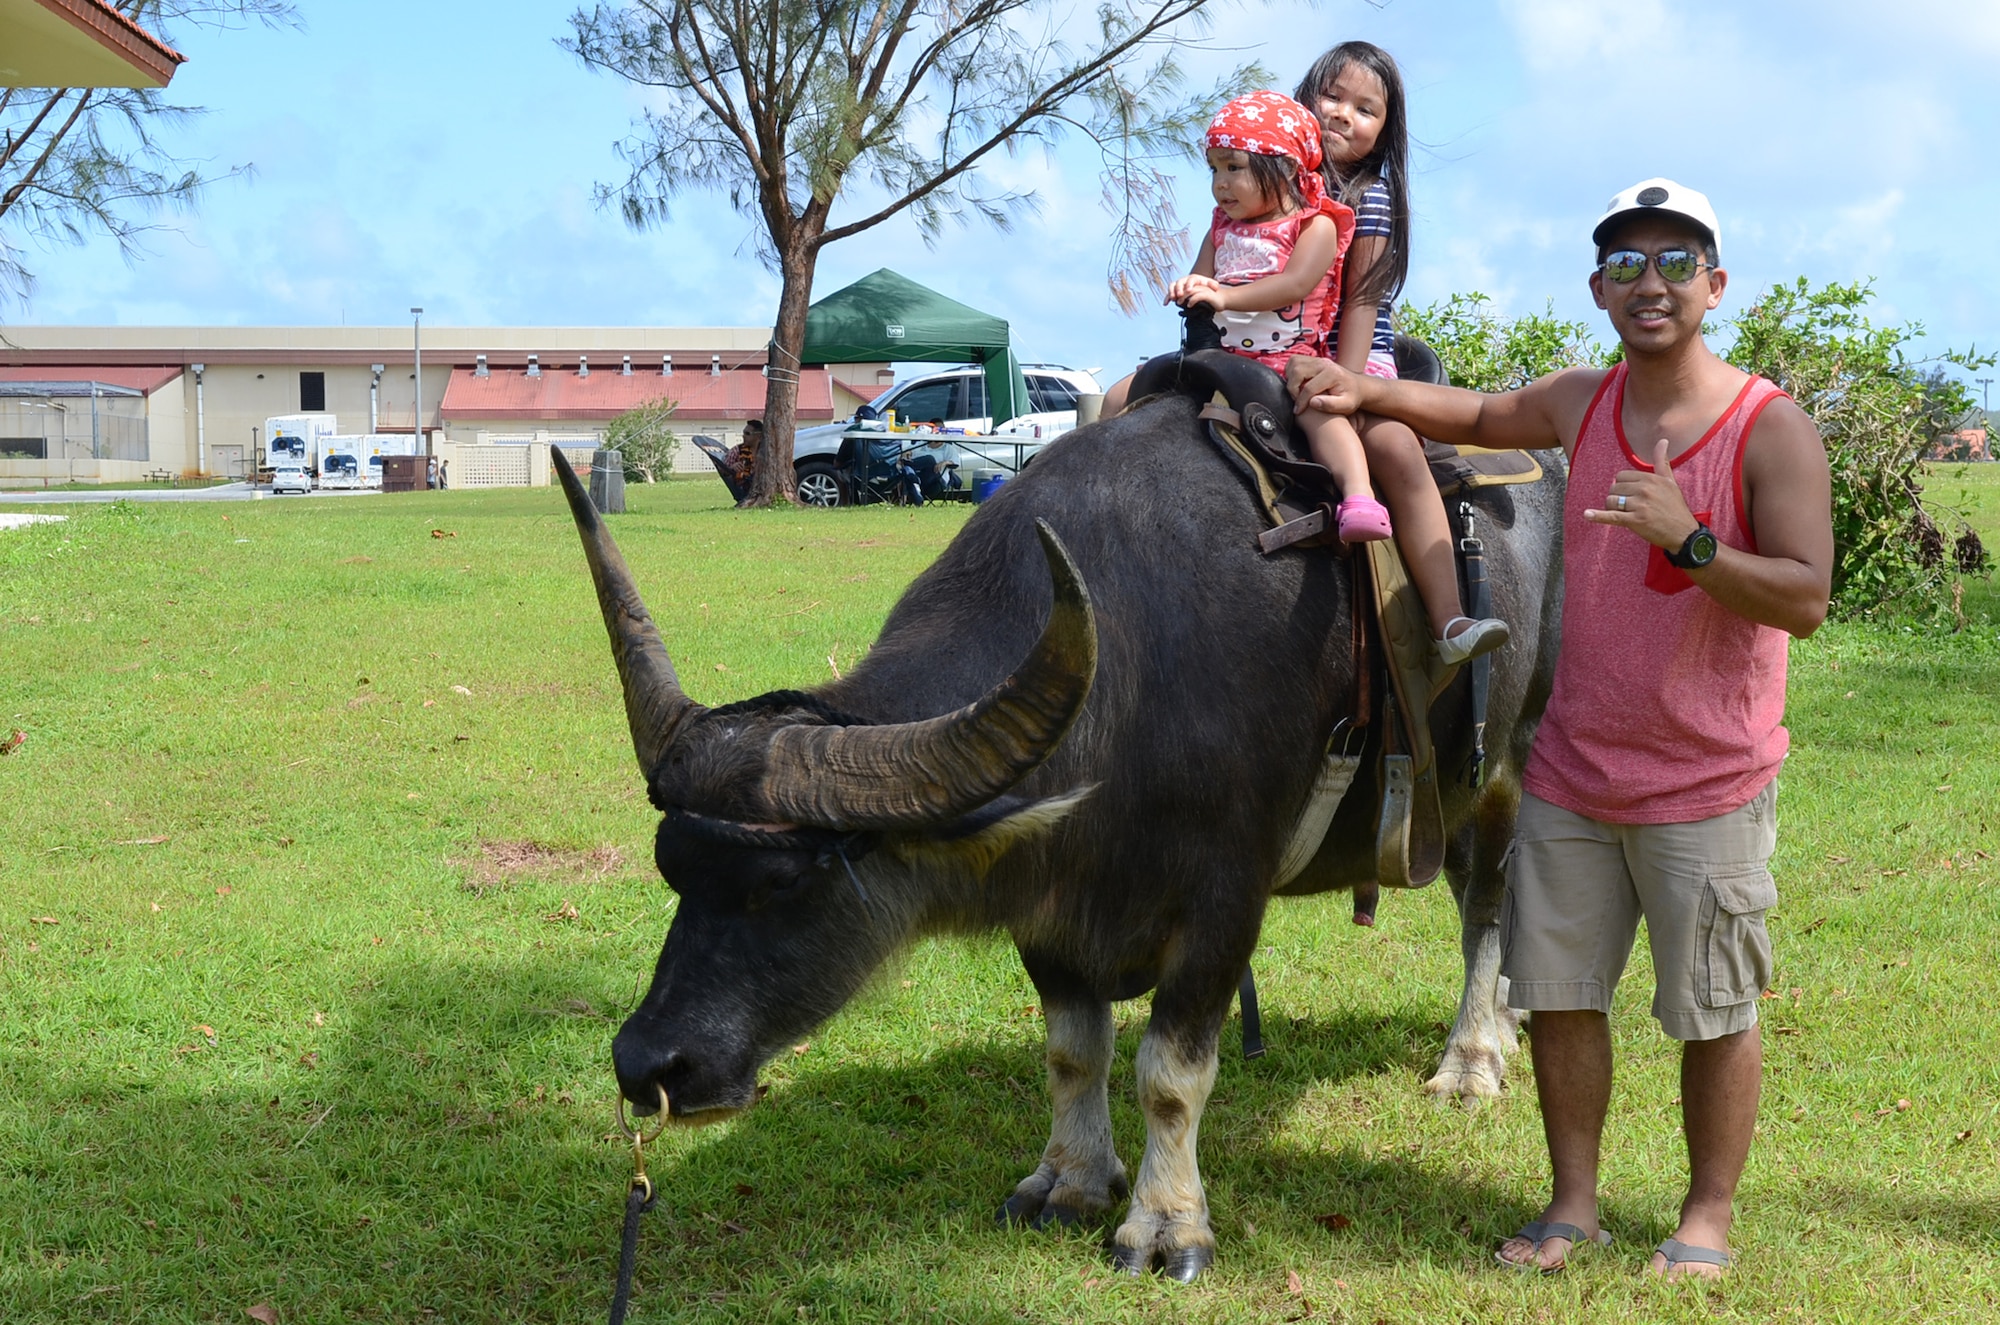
1288, 180, 1833, 1278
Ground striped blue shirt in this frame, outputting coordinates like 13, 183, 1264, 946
1329, 178, 1397, 359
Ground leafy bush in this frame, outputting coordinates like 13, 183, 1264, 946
1724, 279, 1993, 619
1397, 293, 1612, 394
602, 396, 680, 483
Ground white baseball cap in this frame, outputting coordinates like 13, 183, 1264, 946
1592, 178, 1720, 254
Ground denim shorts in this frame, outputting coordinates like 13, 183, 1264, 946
1500, 781, 1779, 1041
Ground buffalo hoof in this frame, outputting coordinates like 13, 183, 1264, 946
1162, 1245, 1214, 1283
996, 1193, 1039, 1228
996, 1200, 1088, 1232
1104, 1232, 1208, 1288
1105, 1240, 1214, 1282
998, 1164, 1127, 1229
1108, 1241, 1150, 1276
1424, 1043, 1506, 1102
1034, 1204, 1084, 1231
997, 1196, 1087, 1230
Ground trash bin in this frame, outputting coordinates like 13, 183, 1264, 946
590, 450, 627, 514
381, 455, 424, 493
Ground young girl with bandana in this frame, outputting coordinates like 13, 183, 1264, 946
1168, 90, 1391, 543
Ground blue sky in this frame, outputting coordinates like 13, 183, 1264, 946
14, 0, 2000, 403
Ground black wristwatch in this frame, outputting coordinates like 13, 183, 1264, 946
1665, 522, 1719, 570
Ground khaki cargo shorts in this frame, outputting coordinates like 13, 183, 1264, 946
1501, 781, 1779, 1041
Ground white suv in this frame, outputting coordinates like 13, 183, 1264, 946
792, 364, 1099, 507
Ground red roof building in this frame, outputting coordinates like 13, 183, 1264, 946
0, 326, 886, 483
439, 362, 833, 424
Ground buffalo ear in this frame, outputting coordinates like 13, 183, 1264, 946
886, 786, 1095, 875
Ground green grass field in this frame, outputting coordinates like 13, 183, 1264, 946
3, 466, 1997, 1323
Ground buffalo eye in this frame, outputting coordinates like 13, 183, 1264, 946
744, 876, 791, 912
745, 854, 820, 912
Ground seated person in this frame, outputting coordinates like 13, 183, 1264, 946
725, 420, 764, 506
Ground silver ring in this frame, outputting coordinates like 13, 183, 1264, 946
1616, 494, 1628, 511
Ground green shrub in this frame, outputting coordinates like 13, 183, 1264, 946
1724, 279, 1993, 620
1396, 292, 1612, 394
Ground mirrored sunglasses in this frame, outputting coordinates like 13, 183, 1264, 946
1599, 249, 1712, 284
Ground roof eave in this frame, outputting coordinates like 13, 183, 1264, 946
3, 0, 185, 89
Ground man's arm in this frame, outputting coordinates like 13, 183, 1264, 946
1592, 407, 1833, 638
1285, 356, 1600, 454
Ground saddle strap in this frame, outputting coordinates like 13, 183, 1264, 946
1459, 500, 1492, 789
1197, 401, 1242, 431
1364, 540, 1437, 775
1273, 752, 1363, 887
1377, 696, 1414, 889
1203, 410, 1286, 517
1351, 551, 1371, 735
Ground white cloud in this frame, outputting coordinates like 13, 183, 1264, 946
1499, 0, 1672, 70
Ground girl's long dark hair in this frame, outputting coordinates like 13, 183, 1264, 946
1295, 41, 1410, 310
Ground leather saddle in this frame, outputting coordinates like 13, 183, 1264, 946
1132, 321, 1543, 898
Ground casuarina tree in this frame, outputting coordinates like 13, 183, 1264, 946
564, 0, 1254, 506
0, 1, 299, 306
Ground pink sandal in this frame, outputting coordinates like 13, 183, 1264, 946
1337, 496, 1393, 543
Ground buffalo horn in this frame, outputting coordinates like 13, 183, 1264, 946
760, 520, 1097, 829
552, 448, 702, 776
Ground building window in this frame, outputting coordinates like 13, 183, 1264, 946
1, 437, 47, 459
300, 371, 326, 412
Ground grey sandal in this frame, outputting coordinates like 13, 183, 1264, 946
1654, 1238, 1732, 1275
1496, 1220, 1612, 1274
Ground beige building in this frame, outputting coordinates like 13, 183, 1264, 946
0, 326, 891, 485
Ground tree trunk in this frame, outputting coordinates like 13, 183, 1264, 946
746, 239, 819, 507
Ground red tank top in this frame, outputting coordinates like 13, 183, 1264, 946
1522, 362, 1793, 824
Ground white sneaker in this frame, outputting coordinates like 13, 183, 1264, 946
1435, 616, 1510, 666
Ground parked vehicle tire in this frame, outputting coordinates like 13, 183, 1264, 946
795, 460, 845, 508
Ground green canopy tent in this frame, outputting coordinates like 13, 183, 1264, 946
798, 268, 1032, 426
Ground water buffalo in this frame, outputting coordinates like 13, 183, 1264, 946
554, 392, 1561, 1280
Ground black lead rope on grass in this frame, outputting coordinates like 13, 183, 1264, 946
609, 1178, 658, 1325
611, 1086, 668, 1325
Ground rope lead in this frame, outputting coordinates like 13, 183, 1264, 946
609, 1086, 669, 1324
